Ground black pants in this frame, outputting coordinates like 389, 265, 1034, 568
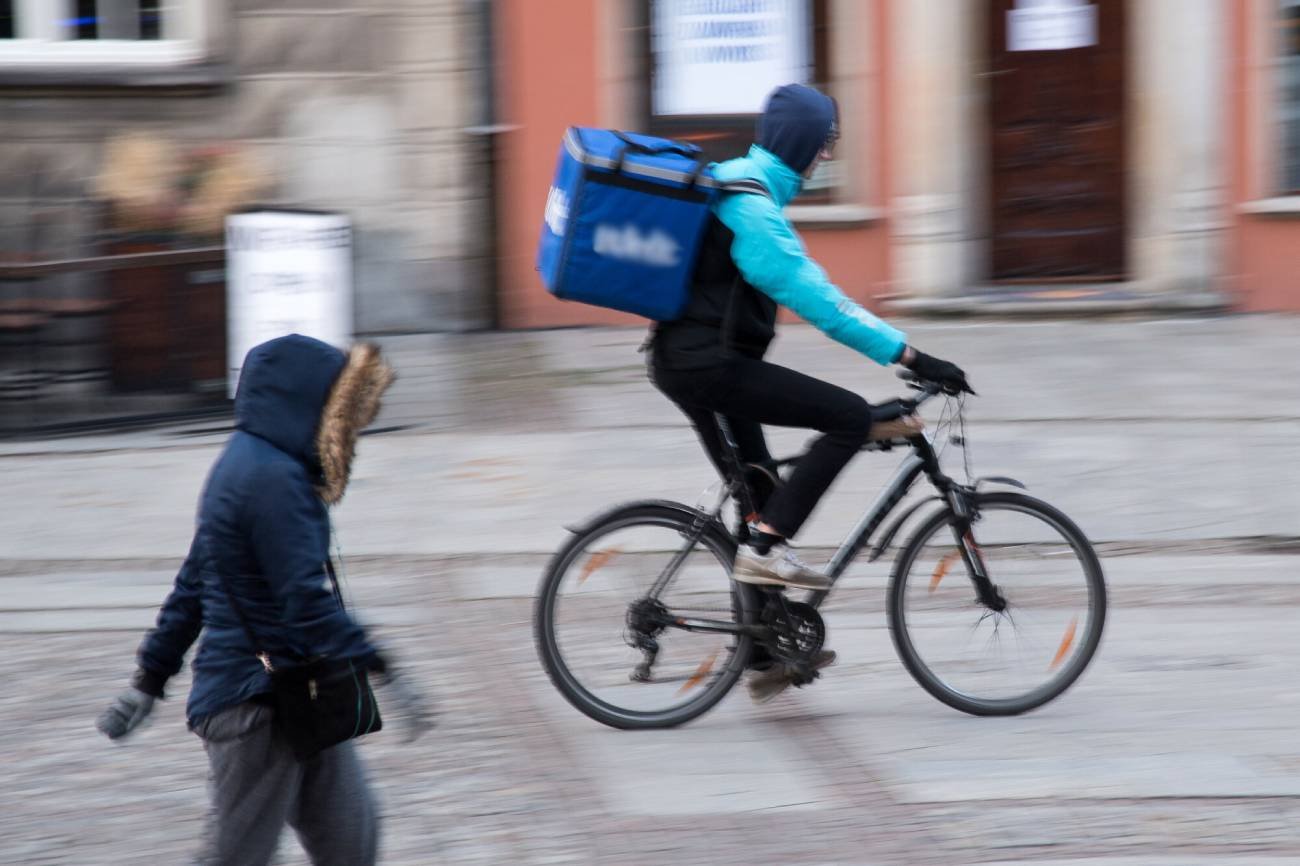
651, 355, 873, 539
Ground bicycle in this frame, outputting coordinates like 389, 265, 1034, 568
534, 373, 1107, 729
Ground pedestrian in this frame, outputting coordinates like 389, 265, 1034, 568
95, 334, 432, 866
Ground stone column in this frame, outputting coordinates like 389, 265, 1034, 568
598, 0, 646, 130
1128, 0, 1227, 296
828, 0, 875, 206
889, 0, 985, 298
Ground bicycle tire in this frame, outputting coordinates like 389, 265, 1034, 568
887, 490, 1107, 716
534, 500, 760, 729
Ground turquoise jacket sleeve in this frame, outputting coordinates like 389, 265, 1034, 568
716, 192, 907, 365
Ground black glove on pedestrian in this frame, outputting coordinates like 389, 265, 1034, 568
904, 348, 974, 395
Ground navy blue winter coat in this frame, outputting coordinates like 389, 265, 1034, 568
135, 335, 393, 726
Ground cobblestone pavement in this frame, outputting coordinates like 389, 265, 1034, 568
3, 555, 1298, 865
3, 319, 1299, 864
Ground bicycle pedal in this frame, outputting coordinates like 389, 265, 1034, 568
788, 665, 819, 687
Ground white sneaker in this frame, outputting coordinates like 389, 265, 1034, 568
733, 543, 833, 591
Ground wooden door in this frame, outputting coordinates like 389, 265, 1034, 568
988, 0, 1126, 280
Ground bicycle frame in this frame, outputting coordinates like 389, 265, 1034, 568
544, 388, 1104, 725
806, 445, 930, 608
644, 420, 1004, 641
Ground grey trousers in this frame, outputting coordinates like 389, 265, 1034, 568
193, 701, 378, 866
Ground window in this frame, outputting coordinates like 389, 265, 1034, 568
651, 0, 816, 118
0, 3, 15, 41
641, 0, 835, 200
0, 0, 207, 65
1282, 1, 1300, 192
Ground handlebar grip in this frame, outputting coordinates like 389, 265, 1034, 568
896, 368, 944, 396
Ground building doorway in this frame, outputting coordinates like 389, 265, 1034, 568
987, 0, 1127, 281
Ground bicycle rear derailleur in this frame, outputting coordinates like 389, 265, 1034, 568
625, 597, 669, 682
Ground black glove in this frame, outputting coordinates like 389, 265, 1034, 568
904, 348, 974, 395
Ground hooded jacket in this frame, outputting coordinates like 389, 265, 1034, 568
653, 85, 906, 370
135, 335, 395, 726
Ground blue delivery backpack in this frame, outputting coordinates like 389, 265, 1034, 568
536, 128, 768, 321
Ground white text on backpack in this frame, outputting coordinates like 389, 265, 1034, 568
544, 186, 570, 236
592, 224, 681, 267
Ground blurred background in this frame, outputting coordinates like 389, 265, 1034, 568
1, 2, 1299, 865
0, 0, 1296, 430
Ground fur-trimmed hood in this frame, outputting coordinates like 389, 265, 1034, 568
234, 335, 394, 505
315, 343, 395, 504
151, 335, 388, 726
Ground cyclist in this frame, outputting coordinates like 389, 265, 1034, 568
648, 83, 972, 700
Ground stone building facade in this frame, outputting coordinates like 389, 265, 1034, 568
0, 0, 492, 334
493, 0, 1300, 326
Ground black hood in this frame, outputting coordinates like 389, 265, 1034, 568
756, 83, 838, 175
234, 334, 347, 472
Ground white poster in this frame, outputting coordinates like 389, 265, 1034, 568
652, 0, 811, 116
1008, 0, 1098, 52
225, 211, 354, 397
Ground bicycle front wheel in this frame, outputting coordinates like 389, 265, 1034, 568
535, 501, 757, 729
888, 491, 1107, 716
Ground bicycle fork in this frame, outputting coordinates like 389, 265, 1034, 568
946, 487, 1007, 612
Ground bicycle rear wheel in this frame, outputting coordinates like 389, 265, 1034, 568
888, 491, 1106, 716
535, 501, 757, 729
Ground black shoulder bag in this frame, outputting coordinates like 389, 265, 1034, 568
218, 559, 382, 760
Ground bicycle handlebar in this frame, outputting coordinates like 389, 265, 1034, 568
895, 370, 948, 412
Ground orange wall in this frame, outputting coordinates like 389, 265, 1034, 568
494, 0, 602, 328
494, 0, 893, 328
1230, 0, 1300, 312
